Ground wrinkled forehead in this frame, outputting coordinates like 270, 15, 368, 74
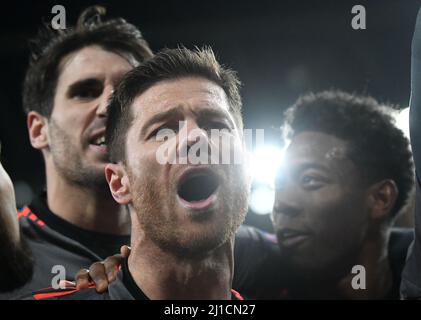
130, 77, 231, 122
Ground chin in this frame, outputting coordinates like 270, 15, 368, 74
286, 252, 343, 278
84, 162, 107, 175
163, 218, 234, 258
178, 232, 229, 257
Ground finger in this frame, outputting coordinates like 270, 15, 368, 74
120, 245, 131, 257
75, 269, 91, 290
103, 255, 123, 283
59, 280, 76, 289
89, 262, 109, 293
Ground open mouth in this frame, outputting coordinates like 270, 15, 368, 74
90, 135, 106, 147
177, 170, 220, 210
88, 132, 108, 156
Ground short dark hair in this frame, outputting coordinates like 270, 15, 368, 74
283, 90, 414, 219
23, 5, 153, 117
106, 46, 242, 163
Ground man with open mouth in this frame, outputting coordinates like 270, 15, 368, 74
28, 47, 251, 300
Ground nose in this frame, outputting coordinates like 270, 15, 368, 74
96, 85, 114, 117
271, 186, 302, 223
177, 120, 211, 163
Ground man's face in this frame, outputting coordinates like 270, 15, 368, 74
123, 77, 249, 257
272, 132, 370, 277
48, 45, 133, 191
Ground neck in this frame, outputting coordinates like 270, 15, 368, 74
337, 227, 392, 299
45, 163, 130, 235
288, 227, 392, 299
128, 216, 234, 299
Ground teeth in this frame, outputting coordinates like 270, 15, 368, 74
92, 136, 106, 146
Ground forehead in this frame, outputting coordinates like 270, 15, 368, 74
57, 45, 134, 86
130, 77, 231, 121
285, 131, 351, 168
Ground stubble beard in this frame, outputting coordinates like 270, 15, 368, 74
129, 165, 249, 260
48, 119, 109, 195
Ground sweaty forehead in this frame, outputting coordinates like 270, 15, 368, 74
286, 131, 350, 164
130, 77, 230, 120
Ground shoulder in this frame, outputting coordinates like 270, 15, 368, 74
388, 228, 414, 280
233, 225, 285, 299
389, 227, 414, 254
235, 225, 279, 259
235, 225, 278, 247
17, 206, 46, 230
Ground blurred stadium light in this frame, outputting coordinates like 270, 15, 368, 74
249, 145, 284, 215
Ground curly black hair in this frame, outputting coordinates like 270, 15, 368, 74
283, 90, 414, 219
23, 5, 153, 117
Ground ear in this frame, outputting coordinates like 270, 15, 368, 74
367, 179, 398, 220
105, 163, 132, 205
27, 111, 49, 150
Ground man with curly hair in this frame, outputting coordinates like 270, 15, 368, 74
271, 90, 414, 299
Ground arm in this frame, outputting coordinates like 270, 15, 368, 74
0, 146, 33, 292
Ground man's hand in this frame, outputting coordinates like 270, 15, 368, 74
75, 245, 131, 293
0, 143, 20, 245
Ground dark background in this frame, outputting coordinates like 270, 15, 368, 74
0, 0, 419, 231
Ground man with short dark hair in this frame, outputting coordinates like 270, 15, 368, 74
29, 47, 250, 300
0, 6, 153, 298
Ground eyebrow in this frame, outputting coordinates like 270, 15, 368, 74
139, 105, 233, 138
292, 162, 331, 174
140, 107, 184, 138
196, 108, 232, 122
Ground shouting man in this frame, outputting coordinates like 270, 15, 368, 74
29, 47, 251, 300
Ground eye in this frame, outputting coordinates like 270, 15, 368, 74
212, 121, 230, 130
154, 128, 177, 141
73, 86, 103, 100
68, 81, 104, 100
301, 174, 325, 190
149, 123, 180, 140
201, 121, 231, 134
